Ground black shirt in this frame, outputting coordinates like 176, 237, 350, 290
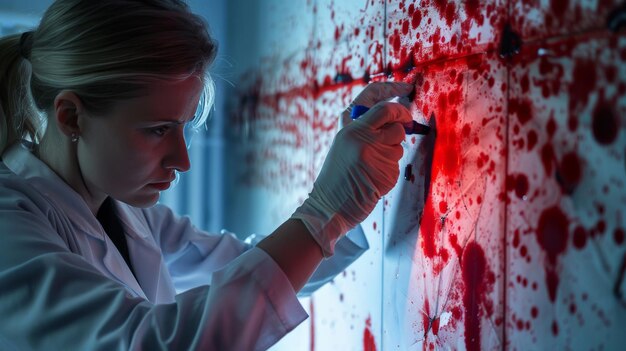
96, 197, 137, 278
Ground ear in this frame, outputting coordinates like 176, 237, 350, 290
53, 90, 86, 139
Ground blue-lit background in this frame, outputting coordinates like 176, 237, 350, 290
3, 1, 626, 350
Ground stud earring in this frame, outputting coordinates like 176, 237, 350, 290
70, 133, 79, 143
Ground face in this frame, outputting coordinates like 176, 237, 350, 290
76, 76, 204, 208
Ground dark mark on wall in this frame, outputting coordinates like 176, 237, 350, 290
404, 164, 413, 181
607, 3, 626, 32
334, 73, 353, 84
499, 23, 522, 59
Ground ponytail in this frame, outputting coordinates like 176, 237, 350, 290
0, 32, 44, 153
0, 0, 218, 155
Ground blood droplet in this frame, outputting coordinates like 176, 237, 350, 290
536, 206, 569, 265
592, 98, 618, 145
557, 152, 582, 194
363, 316, 377, 351
572, 226, 587, 249
462, 242, 486, 351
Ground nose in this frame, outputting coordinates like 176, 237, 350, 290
163, 130, 191, 172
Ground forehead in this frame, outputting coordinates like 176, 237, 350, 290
112, 76, 204, 123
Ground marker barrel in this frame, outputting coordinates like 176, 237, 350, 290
350, 105, 430, 135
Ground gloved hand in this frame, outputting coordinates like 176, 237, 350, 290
292, 82, 414, 257
339, 82, 414, 129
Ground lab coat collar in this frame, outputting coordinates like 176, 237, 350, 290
2, 142, 103, 240
1, 142, 164, 301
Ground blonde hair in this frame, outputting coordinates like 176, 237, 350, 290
0, 0, 217, 153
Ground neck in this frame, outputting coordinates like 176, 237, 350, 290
37, 132, 104, 216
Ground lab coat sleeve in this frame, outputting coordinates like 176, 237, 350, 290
243, 225, 370, 297
143, 204, 369, 296
299, 225, 369, 296
143, 204, 251, 293
0, 194, 307, 350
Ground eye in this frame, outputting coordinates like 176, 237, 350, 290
149, 125, 170, 137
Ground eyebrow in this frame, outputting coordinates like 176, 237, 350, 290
143, 117, 193, 125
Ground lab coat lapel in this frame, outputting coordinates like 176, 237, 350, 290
114, 202, 177, 304
3, 143, 148, 299
101, 236, 147, 300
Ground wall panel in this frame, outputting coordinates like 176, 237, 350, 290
223, 1, 626, 350
505, 33, 626, 350
511, 0, 624, 42
382, 52, 508, 351
386, 0, 507, 68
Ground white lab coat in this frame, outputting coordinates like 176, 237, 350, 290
0, 142, 369, 351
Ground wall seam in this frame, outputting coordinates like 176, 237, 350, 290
381, 1, 388, 349
502, 0, 512, 349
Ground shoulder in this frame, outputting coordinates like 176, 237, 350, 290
0, 161, 50, 215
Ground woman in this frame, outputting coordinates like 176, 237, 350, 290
0, 0, 413, 349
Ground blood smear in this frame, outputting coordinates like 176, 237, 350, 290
462, 242, 487, 351
363, 316, 377, 351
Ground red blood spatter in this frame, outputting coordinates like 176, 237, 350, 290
439, 201, 448, 213
422, 299, 431, 338
531, 306, 539, 319
550, 0, 569, 17
450, 233, 463, 258
536, 206, 569, 301
537, 206, 569, 265
541, 143, 556, 176
509, 98, 532, 125
615, 228, 625, 245
527, 130, 538, 151
420, 197, 439, 258
434, 91, 463, 180
546, 268, 559, 302
513, 229, 520, 248
558, 152, 582, 194
420, 89, 464, 260
572, 226, 587, 249
569, 60, 596, 110
592, 95, 619, 145
546, 117, 557, 138
520, 74, 530, 94
510, 173, 529, 199
464, 0, 483, 25
462, 242, 486, 351
412, 9, 422, 28
334, 26, 342, 41
373, 221, 377, 231
444, 2, 456, 27
551, 320, 559, 336
431, 317, 441, 335
363, 316, 377, 351
402, 20, 409, 35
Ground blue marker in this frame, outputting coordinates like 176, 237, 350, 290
350, 105, 431, 135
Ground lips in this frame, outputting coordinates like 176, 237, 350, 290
149, 181, 172, 191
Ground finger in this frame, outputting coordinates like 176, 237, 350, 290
382, 144, 404, 162
339, 109, 353, 130
359, 101, 413, 130
377, 122, 406, 145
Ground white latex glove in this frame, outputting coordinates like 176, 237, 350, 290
292, 82, 414, 256
340, 82, 414, 129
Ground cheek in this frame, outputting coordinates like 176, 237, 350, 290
78, 131, 158, 189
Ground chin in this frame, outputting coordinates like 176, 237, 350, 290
120, 193, 161, 208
